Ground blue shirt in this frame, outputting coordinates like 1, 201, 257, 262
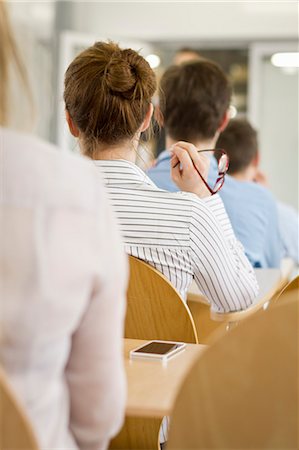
148, 150, 282, 268
277, 201, 299, 264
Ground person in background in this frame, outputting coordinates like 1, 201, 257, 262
64, 41, 258, 313
216, 118, 299, 265
155, 46, 202, 156
148, 60, 282, 268
0, 3, 127, 449
173, 46, 202, 65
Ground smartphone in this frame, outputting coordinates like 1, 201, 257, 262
130, 340, 186, 361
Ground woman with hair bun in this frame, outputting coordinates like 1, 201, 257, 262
65, 41, 259, 313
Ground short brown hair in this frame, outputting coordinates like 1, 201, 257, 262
216, 119, 258, 174
160, 60, 232, 142
64, 41, 157, 156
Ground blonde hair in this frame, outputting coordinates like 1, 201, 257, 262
0, 1, 32, 126
64, 41, 157, 157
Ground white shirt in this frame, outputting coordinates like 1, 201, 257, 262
95, 159, 259, 313
0, 128, 127, 450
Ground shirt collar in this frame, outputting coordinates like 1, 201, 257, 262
93, 159, 157, 187
156, 149, 171, 164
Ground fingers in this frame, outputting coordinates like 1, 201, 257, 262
170, 153, 180, 169
171, 145, 196, 180
172, 142, 199, 169
169, 142, 212, 198
171, 142, 210, 178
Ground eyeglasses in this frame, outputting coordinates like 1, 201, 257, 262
174, 149, 229, 195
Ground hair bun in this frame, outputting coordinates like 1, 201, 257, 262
64, 40, 157, 150
105, 58, 136, 97
105, 48, 152, 101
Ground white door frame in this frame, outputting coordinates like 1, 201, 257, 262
248, 40, 298, 128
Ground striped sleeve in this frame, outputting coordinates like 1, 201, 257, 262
202, 194, 235, 239
189, 198, 259, 313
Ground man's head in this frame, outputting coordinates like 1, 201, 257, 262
159, 60, 232, 144
216, 119, 258, 175
173, 47, 201, 65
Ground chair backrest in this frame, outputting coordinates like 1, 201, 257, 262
125, 256, 198, 343
0, 367, 39, 450
167, 293, 298, 449
273, 274, 299, 303
187, 297, 227, 344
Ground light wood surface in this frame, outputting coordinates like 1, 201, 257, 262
109, 339, 206, 450
273, 274, 299, 303
0, 367, 39, 450
167, 295, 299, 449
187, 300, 227, 344
124, 339, 206, 418
109, 417, 161, 450
125, 256, 198, 343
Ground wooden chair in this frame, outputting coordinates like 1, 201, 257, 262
187, 268, 292, 343
167, 293, 298, 449
273, 274, 299, 303
110, 256, 197, 450
125, 256, 198, 343
0, 367, 39, 450
187, 294, 227, 344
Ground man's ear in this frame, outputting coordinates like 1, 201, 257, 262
65, 110, 79, 137
218, 109, 230, 133
252, 151, 260, 168
140, 103, 154, 132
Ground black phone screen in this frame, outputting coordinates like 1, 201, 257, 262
134, 341, 180, 355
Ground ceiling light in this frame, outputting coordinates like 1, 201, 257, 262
271, 52, 299, 68
146, 54, 161, 69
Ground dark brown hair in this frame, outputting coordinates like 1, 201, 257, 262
216, 119, 258, 174
64, 41, 157, 156
160, 60, 232, 142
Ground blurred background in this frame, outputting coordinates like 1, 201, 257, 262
7, 0, 298, 209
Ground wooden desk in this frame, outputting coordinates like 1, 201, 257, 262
109, 339, 206, 450
187, 262, 294, 342
125, 339, 206, 417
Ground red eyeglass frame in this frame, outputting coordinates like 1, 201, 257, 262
173, 148, 229, 195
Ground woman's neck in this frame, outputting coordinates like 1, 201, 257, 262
81, 137, 139, 163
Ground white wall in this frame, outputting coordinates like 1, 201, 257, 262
72, 1, 297, 42
7, 2, 55, 139
259, 62, 298, 209
248, 41, 298, 210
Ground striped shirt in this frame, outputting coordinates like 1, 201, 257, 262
95, 159, 259, 313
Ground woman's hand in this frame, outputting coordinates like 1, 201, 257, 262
170, 141, 211, 198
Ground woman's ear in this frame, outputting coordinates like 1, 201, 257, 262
140, 103, 154, 132
65, 110, 80, 137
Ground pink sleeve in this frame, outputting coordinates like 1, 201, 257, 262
66, 177, 128, 450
